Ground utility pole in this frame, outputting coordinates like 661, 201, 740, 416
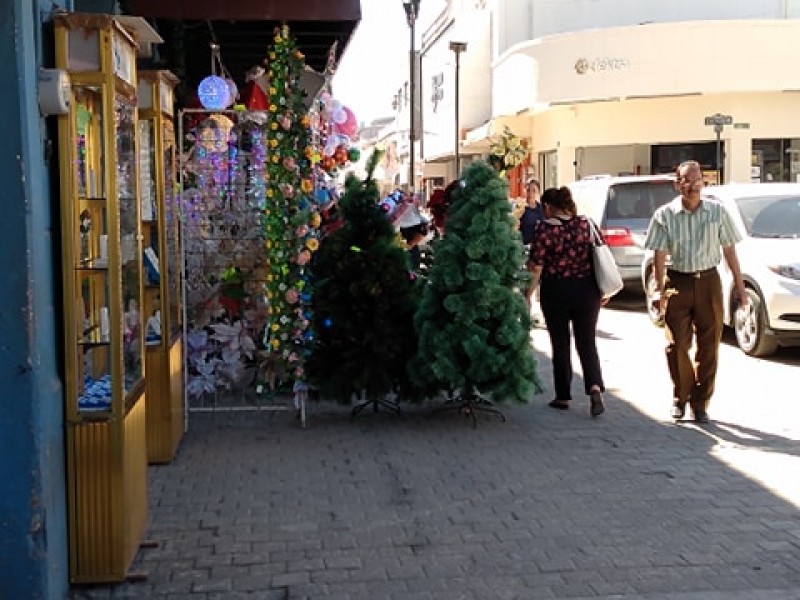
403, 0, 421, 195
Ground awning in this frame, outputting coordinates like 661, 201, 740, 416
127, 0, 360, 21
460, 121, 494, 154
421, 162, 449, 178
461, 115, 531, 155
126, 0, 361, 88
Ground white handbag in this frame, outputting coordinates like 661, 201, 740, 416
587, 218, 624, 298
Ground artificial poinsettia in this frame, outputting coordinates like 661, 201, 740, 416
489, 126, 529, 175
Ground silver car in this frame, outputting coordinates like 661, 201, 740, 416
641, 183, 800, 356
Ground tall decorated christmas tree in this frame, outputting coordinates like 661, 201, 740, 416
261, 25, 322, 409
308, 153, 421, 413
411, 161, 542, 423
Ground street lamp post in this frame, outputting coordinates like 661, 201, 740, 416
403, 0, 420, 195
704, 112, 733, 184
449, 41, 467, 177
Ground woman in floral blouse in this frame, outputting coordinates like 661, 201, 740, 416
528, 186, 606, 417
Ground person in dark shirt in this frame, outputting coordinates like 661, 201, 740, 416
519, 178, 544, 245
520, 179, 545, 321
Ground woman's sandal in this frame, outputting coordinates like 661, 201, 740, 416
589, 390, 605, 418
548, 399, 570, 410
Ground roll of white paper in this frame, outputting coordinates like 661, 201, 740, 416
99, 307, 110, 341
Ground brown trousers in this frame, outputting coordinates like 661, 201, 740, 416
663, 268, 724, 412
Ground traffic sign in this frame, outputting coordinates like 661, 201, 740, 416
704, 113, 733, 126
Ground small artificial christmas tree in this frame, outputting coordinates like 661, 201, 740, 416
307, 152, 421, 413
411, 161, 542, 423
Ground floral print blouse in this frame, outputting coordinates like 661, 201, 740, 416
528, 216, 597, 279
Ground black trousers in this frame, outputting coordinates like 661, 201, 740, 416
540, 276, 605, 400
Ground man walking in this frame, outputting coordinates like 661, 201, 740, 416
644, 160, 748, 423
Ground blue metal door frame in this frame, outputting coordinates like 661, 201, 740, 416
0, 1, 74, 597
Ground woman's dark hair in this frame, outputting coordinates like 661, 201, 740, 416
540, 186, 577, 216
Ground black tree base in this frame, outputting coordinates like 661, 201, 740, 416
430, 396, 506, 428
351, 396, 402, 419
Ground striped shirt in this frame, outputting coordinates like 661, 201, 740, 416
644, 196, 742, 272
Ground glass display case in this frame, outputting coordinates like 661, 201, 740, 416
54, 13, 149, 584
138, 70, 184, 463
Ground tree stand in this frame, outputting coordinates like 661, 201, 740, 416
351, 390, 401, 419
430, 390, 506, 428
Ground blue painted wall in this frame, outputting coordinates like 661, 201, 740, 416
0, 1, 73, 597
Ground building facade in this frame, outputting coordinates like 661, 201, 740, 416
492, 0, 800, 186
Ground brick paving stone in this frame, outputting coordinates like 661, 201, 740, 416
68, 327, 800, 600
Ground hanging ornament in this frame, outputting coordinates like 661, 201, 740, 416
197, 75, 231, 110
333, 106, 358, 138
334, 144, 348, 165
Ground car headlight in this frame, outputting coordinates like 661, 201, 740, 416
767, 264, 800, 280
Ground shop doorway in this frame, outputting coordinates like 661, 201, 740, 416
752, 138, 800, 182
539, 150, 558, 189
651, 142, 720, 179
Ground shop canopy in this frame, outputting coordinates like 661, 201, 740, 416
127, 0, 361, 89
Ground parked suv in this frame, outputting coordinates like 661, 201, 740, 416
641, 183, 800, 357
567, 174, 677, 289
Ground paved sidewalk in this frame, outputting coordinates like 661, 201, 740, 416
70, 334, 800, 599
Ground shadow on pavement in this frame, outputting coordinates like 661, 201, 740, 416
68, 343, 800, 600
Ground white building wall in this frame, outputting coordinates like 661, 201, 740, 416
421, 4, 493, 169
495, 0, 800, 57
495, 20, 800, 115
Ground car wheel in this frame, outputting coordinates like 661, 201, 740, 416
644, 269, 662, 325
734, 288, 778, 357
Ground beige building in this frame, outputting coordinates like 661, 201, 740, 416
376, 1, 800, 192
494, 18, 800, 187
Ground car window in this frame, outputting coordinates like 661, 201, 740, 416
606, 182, 675, 222
571, 185, 607, 223
736, 195, 800, 238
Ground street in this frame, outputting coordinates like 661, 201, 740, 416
594, 289, 800, 432
579, 289, 800, 515
71, 290, 800, 600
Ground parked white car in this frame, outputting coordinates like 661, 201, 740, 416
641, 183, 800, 357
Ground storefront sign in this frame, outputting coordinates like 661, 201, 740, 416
431, 73, 444, 112
574, 57, 630, 75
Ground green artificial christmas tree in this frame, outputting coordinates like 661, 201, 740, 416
308, 153, 421, 414
411, 161, 542, 424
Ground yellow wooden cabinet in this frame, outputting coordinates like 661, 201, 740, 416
137, 70, 185, 463
54, 12, 149, 584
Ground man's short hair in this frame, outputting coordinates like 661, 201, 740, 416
526, 178, 541, 191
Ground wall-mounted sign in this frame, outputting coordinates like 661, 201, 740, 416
575, 57, 630, 75
431, 73, 444, 112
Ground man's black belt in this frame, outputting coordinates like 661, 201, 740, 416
667, 267, 717, 279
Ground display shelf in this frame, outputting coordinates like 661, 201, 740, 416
138, 69, 184, 464
54, 12, 149, 584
